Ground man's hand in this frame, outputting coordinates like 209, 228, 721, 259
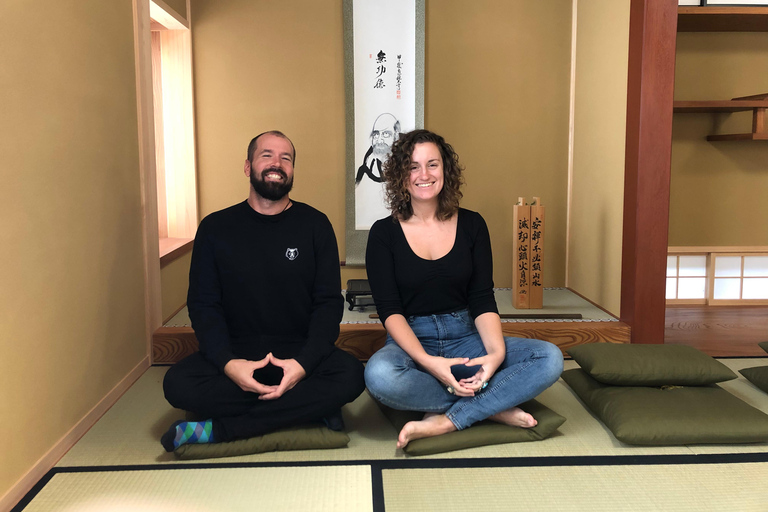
258, 354, 307, 401
224, 356, 278, 395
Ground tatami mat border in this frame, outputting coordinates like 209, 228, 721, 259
14, 452, 768, 512
709, 354, 768, 359
148, 354, 768, 370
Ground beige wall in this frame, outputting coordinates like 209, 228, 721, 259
192, 0, 572, 288
568, 0, 631, 316
670, 32, 768, 247
162, 0, 188, 22
192, 0, 347, 228
0, 0, 147, 501
161, 253, 192, 322
425, 0, 572, 287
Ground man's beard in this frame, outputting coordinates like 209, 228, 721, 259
250, 166, 293, 201
372, 142, 391, 160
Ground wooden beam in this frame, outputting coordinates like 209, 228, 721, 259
621, 0, 678, 344
677, 6, 768, 32
673, 100, 768, 113
706, 132, 768, 142
133, 0, 164, 360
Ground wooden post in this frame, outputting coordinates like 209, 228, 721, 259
620, 0, 677, 343
753, 107, 766, 136
529, 197, 545, 309
733, 92, 768, 137
512, 197, 531, 309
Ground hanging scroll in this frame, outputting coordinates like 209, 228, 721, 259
512, 197, 545, 309
343, 0, 425, 265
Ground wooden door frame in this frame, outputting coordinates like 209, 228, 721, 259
620, 0, 678, 343
134, 0, 163, 359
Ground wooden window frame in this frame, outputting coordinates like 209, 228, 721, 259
150, 0, 197, 262
666, 253, 709, 305
667, 247, 768, 306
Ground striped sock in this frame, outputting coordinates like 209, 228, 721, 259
161, 419, 216, 452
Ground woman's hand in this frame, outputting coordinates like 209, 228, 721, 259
421, 355, 477, 397
459, 353, 504, 392
465, 312, 507, 392
384, 315, 476, 397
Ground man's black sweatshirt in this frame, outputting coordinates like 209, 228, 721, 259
187, 200, 343, 374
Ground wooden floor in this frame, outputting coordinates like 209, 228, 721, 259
665, 305, 768, 357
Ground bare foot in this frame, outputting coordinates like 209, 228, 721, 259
489, 407, 538, 428
397, 413, 457, 449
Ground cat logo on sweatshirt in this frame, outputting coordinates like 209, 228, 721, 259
285, 248, 299, 261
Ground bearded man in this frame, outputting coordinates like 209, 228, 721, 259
161, 131, 365, 452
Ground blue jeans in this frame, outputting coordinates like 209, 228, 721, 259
364, 309, 563, 430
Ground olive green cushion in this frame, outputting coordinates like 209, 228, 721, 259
759, 342, 768, 355
174, 425, 350, 460
740, 366, 768, 395
562, 368, 768, 445
566, 343, 736, 386
377, 399, 566, 456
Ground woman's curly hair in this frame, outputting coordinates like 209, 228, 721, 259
383, 129, 464, 221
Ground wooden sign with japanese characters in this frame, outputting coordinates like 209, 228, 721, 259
512, 198, 531, 308
529, 197, 545, 308
512, 197, 545, 309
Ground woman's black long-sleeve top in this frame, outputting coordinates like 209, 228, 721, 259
365, 208, 499, 325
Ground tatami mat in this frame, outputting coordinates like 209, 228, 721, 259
165, 288, 616, 327
382, 463, 768, 511
57, 359, 768, 467
492, 288, 617, 321
23, 466, 372, 512
682, 358, 768, 455
20, 358, 768, 511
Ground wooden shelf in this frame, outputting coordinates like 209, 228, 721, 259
678, 6, 768, 32
674, 95, 768, 141
706, 132, 768, 141
673, 100, 768, 113
159, 237, 194, 268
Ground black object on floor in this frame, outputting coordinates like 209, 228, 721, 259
345, 279, 376, 311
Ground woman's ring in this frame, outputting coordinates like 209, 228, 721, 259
446, 386, 455, 395
481, 381, 488, 390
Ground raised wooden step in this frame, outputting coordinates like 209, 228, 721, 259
152, 320, 631, 364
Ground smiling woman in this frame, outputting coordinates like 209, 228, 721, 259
408, 142, 444, 204
364, 129, 563, 449
382, 130, 464, 222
